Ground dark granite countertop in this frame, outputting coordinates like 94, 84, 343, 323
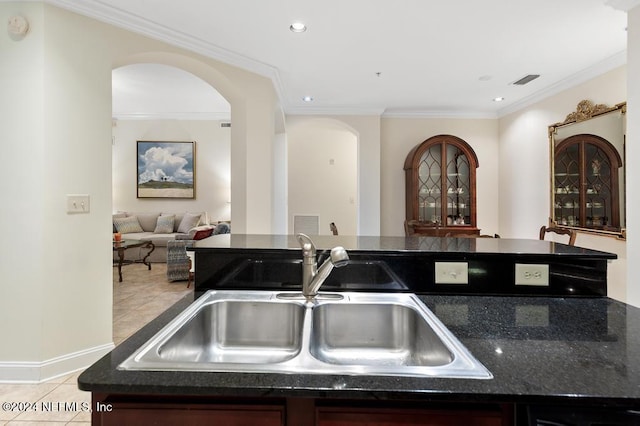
192, 234, 617, 259
79, 292, 640, 407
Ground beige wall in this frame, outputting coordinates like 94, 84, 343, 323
286, 115, 381, 236
498, 66, 627, 302
112, 119, 231, 222
380, 118, 500, 236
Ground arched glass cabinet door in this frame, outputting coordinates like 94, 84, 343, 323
554, 134, 622, 230
404, 135, 479, 236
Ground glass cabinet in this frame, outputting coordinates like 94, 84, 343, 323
553, 134, 622, 230
404, 135, 478, 236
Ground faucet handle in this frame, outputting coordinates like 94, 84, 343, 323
296, 233, 316, 258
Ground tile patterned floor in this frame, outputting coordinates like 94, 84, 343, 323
0, 263, 193, 425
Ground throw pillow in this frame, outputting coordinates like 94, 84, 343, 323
112, 213, 126, 233
154, 215, 175, 234
192, 228, 214, 240
113, 216, 143, 234
177, 213, 202, 233
134, 213, 161, 232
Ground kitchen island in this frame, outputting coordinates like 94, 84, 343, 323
79, 235, 638, 425
192, 234, 616, 297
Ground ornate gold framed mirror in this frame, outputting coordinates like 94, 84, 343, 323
549, 100, 626, 239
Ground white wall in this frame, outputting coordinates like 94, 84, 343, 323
112, 119, 231, 222
287, 117, 358, 235
0, 3, 114, 380
1, 2, 47, 368
380, 118, 500, 237
0, 2, 280, 381
499, 66, 627, 302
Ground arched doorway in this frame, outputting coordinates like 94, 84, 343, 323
287, 117, 359, 235
111, 63, 231, 222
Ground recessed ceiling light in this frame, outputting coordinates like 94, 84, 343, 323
493, 97, 505, 102
302, 96, 313, 102
290, 22, 307, 33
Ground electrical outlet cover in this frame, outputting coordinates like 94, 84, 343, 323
435, 262, 469, 284
515, 263, 549, 286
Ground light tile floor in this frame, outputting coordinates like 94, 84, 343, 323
0, 263, 193, 425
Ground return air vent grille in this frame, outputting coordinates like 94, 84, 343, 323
293, 215, 319, 235
512, 74, 540, 85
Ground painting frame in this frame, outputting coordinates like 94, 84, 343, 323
136, 141, 196, 199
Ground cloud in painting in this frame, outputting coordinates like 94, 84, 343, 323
138, 143, 193, 184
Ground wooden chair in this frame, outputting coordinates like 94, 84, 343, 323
404, 220, 419, 236
539, 225, 576, 246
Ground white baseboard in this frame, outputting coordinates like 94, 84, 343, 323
0, 342, 115, 383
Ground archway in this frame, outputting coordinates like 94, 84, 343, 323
287, 117, 359, 235
111, 62, 231, 222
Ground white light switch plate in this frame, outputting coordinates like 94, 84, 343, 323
67, 194, 90, 213
435, 262, 468, 284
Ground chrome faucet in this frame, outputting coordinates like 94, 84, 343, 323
296, 233, 349, 299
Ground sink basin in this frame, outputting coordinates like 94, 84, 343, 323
157, 300, 304, 364
309, 303, 453, 367
119, 290, 491, 379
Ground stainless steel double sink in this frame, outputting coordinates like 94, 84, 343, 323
119, 290, 492, 379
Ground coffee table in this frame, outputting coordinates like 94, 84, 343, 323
113, 239, 155, 282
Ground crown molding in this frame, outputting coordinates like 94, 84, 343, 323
381, 109, 498, 119
42, 0, 495, 119
41, 0, 630, 120
285, 106, 386, 116
497, 50, 626, 118
46, 0, 287, 102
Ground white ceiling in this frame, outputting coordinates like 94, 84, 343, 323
52, 0, 634, 118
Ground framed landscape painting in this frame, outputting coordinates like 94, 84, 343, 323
137, 141, 195, 199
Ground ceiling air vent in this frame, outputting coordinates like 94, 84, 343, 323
512, 74, 540, 85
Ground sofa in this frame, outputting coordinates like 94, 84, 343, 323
112, 211, 213, 263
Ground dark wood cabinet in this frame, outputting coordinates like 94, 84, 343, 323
554, 134, 622, 230
91, 395, 284, 426
90, 394, 511, 426
317, 406, 506, 426
404, 135, 479, 236
96, 406, 283, 426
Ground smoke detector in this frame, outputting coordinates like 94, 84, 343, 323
8, 15, 29, 36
